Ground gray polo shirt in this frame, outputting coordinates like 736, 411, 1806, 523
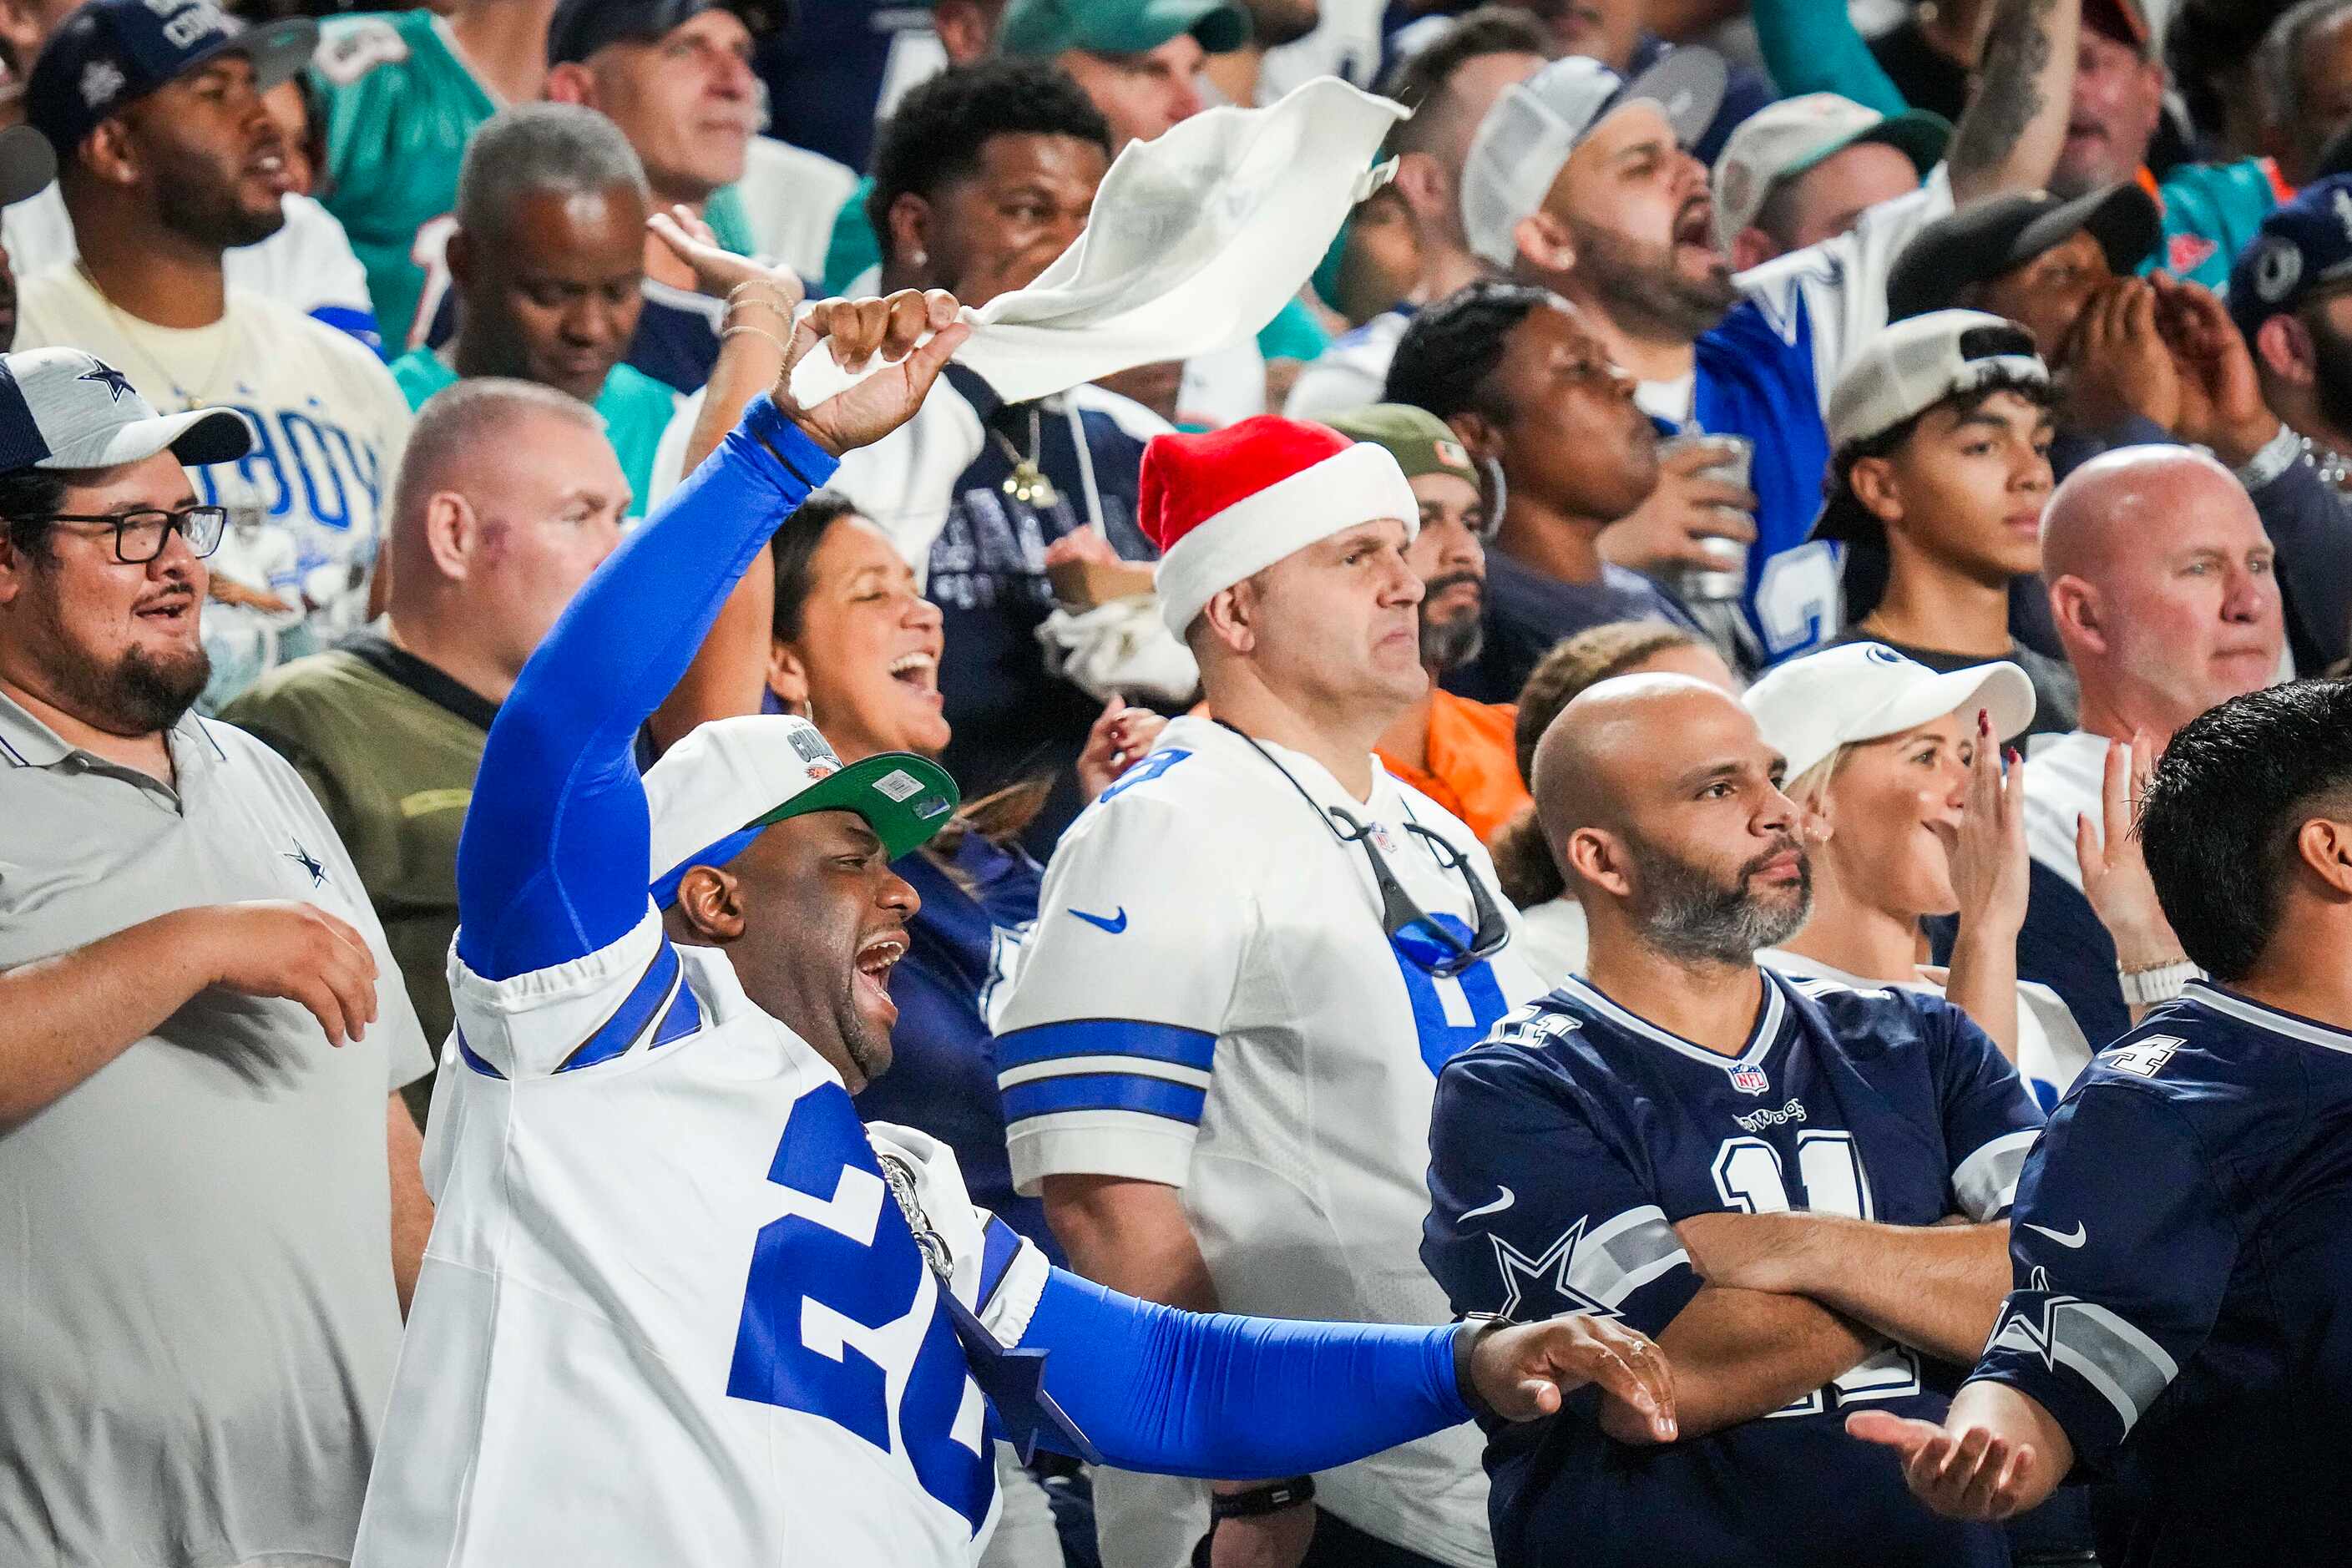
0, 692, 432, 1567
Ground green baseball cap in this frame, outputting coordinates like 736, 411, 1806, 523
1322, 404, 1479, 488
998, 0, 1252, 58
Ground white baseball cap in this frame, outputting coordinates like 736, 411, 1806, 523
1743, 642, 2036, 785
643, 715, 959, 908
1459, 47, 1727, 271
1709, 93, 1950, 251
1824, 308, 2046, 454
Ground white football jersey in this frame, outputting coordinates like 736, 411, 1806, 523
355, 911, 1050, 1568
15, 266, 411, 643
995, 715, 1543, 1568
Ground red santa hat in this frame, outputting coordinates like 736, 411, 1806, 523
1141, 415, 1423, 639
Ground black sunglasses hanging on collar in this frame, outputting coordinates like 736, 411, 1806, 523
1215, 721, 1512, 979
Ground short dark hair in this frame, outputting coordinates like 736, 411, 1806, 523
769, 490, 864, 643
867, 58, 1111, 266
1383, 280, 1552, 422
2139, 679, 2352, 980
1378, 6, 1553, 158
0, 467, 70, 559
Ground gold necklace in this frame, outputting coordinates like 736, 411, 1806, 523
75, 262, 237, 409
990, 406, 1060, 509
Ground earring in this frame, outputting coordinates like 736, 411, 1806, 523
908, 249, 928, 267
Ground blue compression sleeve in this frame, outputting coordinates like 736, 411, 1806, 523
1021, 1267, 1474, 1479
1749, 0, 1909, 116
454, 397, 838, 980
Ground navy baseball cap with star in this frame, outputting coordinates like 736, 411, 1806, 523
0, 348, 253, 478
2228, 175, 2352, 344
25, 0, 316, 157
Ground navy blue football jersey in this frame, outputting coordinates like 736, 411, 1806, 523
1423, 969, 2041, 1568
1970, 982, 2352, 1567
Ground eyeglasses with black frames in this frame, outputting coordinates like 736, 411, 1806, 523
14, 504, 230, 564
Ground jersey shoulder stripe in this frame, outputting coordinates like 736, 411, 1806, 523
999, 1070, 1207, 1127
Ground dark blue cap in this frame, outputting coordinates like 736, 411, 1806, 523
26, 0, 316, 157
2229, 175, 2352, 343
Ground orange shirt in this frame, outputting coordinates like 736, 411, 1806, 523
1378, 689, 1532, 846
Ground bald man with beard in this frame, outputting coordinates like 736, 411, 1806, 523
1421, 675, 2044, 1568
2011, 447, 2289, 1050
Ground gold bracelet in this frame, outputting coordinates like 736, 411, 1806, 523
726, 281, 795, 318
720, 323, 793, 357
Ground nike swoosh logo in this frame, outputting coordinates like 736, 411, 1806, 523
1070, 906, 1129, 934
2024, 1222, 2087, 1249
1461, 1186, 1515, 1222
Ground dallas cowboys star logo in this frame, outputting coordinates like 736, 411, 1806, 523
1490, 1216, 1621, 1322
78, 362, 134, 402
1986, 1267, 2078, 1373
938, 1286, 1101, 1466
285, 839, 326, 888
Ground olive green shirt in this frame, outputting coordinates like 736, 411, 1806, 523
223, 633, 492, 1119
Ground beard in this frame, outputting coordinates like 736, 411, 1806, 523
40, 628, 209, 735
2310, 311, 2352, 442
1419, 572, 1485, 672
1626, 832, 1812, 966
1565, 211, 1737, 343
154, 157, 286, 251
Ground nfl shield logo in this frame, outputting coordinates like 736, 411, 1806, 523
1727, 1064, 1769, 1095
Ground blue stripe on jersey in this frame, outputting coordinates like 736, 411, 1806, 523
994, 1018, 1216, 1074
1000, 1070, 1207, 1126
977, 1214, 1023, 1313
555, 939, 680, 1072
650, 969, 702, 1050
309, 303, 383, 354
454, 1027, 504, 1080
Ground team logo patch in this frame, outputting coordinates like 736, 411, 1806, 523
1434, 438, 1468, 468
2253, 236, 2304, 305
1727, 1063, 1770, 1095
79, 59, 125, 109
1368, 822, 1399, 854
2165, 233, 2218, 277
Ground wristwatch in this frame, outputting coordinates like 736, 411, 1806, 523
1454, 1311, 1513, 1419
2232, 422, 2304, 492
2118, 959, 2199, 1008
1209, 1476, 1315, 1521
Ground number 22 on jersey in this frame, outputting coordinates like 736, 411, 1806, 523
726, 1085, 995, 1534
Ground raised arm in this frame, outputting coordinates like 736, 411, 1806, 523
1947, 0, 2081, 206
454, 291, 969, 981
1022, 1267, 1677, 1478
1748, 0, 1910, 115
642, 208, 810, 756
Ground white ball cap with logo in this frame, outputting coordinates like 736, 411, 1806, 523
1459, 46, 1728, 271
644, 715, 961, 908
1743, 641, 2036, 785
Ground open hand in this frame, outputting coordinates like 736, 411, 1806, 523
2074, 733, 2188, 972
1846, 1409, 2039, 1520
1469, 1314, 1677, 1440
774, 290, 973, 456
2151, 273, 2280, 465
1950, 712, 2030, 943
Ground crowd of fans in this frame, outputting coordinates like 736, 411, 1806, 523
8, 0, 2352, 1564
